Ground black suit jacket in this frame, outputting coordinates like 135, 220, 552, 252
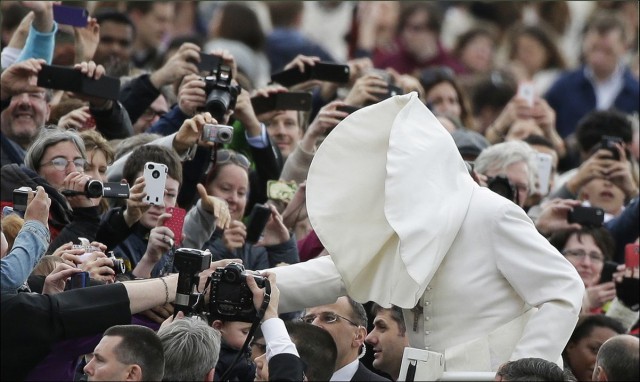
269, 353, 305, 381
351, 361, 391, 382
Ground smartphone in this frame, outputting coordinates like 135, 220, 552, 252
267, 180, 298, 203
143, 162, 168, 206
567, 206, 604, 227
193, 52, 221, 73
535, 152, 553, 195
625, 243, 639, 269
517, 82, 535, 107
600, 135, 623, 161
600, 261, 618, 283
336, 105, 360, 115
251, 92, 312, 115
271, 62, 350, 87
68, 272, 90, 289
37, 65, 120, 100
53, 4, 89, 27
163, 207, 186, 246
245, 204, 272, 244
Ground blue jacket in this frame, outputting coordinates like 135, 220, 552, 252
545, 66, 639, 138
0, 220, 49, 294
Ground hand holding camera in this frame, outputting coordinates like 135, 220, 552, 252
150, 42, 200, 90
534, 198, 584, 236
178, 73, 207, 116
247, 271, 279, 321
62, 172, 99, 208
174, 112, 217, 154
0, 58, 46, 101
42, 262, 84, 295
22, 186, 50, 226
343, 73, 390, 107
75, 251, 117, 284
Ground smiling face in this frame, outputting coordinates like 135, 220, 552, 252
265, 110, 302, 159
562, 233, 605, 287
578, 178, 625, 216
0, 91, 50, 148
206, 164, 249, 221
365, 309, 409, 380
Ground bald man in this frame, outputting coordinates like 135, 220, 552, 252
592, 334, 639, 381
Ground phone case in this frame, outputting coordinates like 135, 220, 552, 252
535, 153, 553, 195
163, 207, 186, 246
143, 162, 168, 206
311, 63, 350, 84
245, 204, 272, 244
625, 243, 639, 268
53, 5, 88, 27
267, 180, 298, 203
270, 67, 312, 87
600, 261, 618, 283
37, 65, 120, 100
517, 82, 535, 107
567, 206, 604, 227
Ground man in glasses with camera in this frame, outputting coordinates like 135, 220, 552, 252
303, 297, 390, 381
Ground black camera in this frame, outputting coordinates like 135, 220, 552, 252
209, 262, 266, 323
173, 248, 212, 316
12, 187, 35, 212
106, 251, 126, 275
487, 175, 518, 205
198, 62, 241, 122
61, 180, 129, 199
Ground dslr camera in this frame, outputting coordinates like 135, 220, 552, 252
173, 248, 212, 316
487, 175, 518, 205
209, 262, 266, 323
199, 62, 241, 122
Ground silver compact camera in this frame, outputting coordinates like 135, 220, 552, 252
202, 124, 233, 144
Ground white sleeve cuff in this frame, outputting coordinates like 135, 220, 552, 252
261, 317, 299, 361
245, 123, 269, 149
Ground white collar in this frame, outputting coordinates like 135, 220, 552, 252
330, 359, 360, 381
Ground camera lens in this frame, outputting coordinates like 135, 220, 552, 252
152, 170, 160, 179
85, 180, 103, 198
148, 164, 154, 169
223, 269, 239, 283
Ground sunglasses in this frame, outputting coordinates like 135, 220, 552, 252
216, 149, 250, 169
300, 312, 360, 327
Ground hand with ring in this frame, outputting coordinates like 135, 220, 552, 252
132, 213, 174, 279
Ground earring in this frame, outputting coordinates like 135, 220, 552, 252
358, 343, 366, 359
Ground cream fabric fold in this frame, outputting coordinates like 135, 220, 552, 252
306, 93, 475, 308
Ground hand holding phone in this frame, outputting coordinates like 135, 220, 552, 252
245, 204, 272, 244
567, 206, 604, 227
53, 5, 89, 27
271, 62, 350, 87
517, 82, 535, 107
163, 207, 187, 246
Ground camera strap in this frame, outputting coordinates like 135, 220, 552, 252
219, 279, 271, 382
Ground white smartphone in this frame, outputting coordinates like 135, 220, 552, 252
143, 162, 168, 206
517, 82, 535, 107
535, 152, 553, 195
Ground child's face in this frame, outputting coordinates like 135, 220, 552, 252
220, 321, 252, 350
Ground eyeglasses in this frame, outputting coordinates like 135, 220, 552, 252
301, 312, 360, 327
216, 149, 250, 169
562, 249, 605, 264
40, 157, 87, 172
139, 108, 166, 121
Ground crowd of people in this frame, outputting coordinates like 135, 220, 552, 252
1, 1, 639, 381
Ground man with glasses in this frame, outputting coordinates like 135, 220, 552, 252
303, 297, 390, 381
